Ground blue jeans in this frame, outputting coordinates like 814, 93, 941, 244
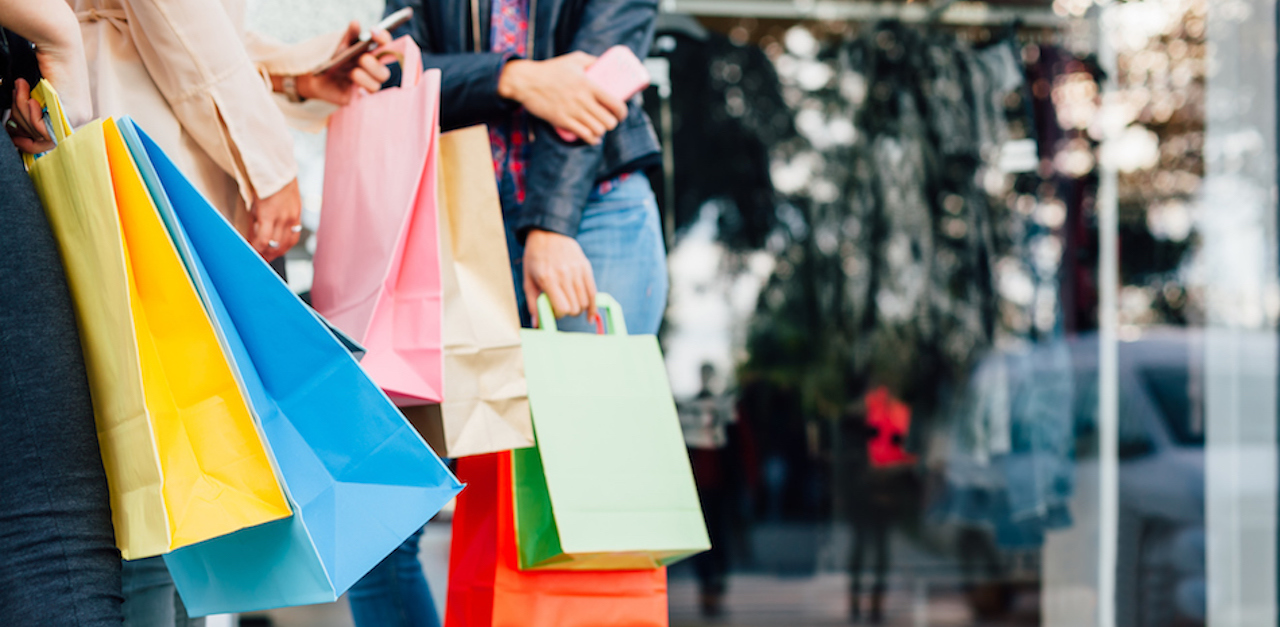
347, 526, 439, 627
507, 173, 669, 336
121, 557, 200, 627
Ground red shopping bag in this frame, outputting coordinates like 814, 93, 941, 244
311, 35, 443, 405
446, 452, 669, 627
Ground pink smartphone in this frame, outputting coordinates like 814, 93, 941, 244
557, 45, 651, 143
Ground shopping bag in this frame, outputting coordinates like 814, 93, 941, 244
401, 125, 532, 458
513, 294, 709, 570
312, 35, 444, 405
25, 82, 290, 559
446, 452, 669, 627
114, 119, 462, 615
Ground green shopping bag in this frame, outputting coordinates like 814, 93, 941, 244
514, 294, 709, 570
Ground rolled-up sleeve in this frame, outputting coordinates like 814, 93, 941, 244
244, 29, 343, 133
122, 0, 297, 203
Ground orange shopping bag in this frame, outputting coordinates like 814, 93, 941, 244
446, 452, 668, 627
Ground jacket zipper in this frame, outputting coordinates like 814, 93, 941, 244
527, 0, 537, 60
527, 0, 538, 142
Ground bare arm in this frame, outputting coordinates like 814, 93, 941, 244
0, 0, 92, 151
0, 0, 78, 49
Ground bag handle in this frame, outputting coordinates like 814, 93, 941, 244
394, 34, 424, 86
350, 35, 424, 102
20, 79, 73, 169
536, 293, 629, 335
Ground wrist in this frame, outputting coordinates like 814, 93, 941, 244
271, 74, 309, 103
525, 228, 575, 247
294, 74, 319, 101
497, 59, 529, 102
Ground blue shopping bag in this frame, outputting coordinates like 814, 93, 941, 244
117, 120, 462, 615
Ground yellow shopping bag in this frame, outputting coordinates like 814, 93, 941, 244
25, 82, 290, 559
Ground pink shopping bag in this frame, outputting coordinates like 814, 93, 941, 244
312, 36, 444, 405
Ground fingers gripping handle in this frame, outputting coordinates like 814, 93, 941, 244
595, 293, 629, 335
33, 80, 72, 141
347, 35, 423, 103
535, 293, 629, 335
536, 294, 558, 332
21, 80, 73, 169
382, 35, 423, 89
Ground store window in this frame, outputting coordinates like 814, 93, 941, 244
650, 1, 1278, 625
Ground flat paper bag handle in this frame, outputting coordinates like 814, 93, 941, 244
21, 79, 74, 170
345, 35, 424, 103
377, 35, 424, 90
535, 292, 629, 335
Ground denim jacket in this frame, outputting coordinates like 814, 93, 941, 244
385, 0, 662, 240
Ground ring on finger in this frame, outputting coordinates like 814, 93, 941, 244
268, 239, 281, 249
290, 224, 303, 233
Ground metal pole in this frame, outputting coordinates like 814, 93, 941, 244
1095, 6, 1119, 627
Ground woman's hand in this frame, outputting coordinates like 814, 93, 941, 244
249, 178, 302, 262
522, 228, 599, 325
497, 52, 629, 145
8, 78, 54, 153
31, 32, 91, 128
2, 0, 91, 152
289, 22, 393, 106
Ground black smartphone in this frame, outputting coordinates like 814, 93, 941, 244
311, 7, 413, 76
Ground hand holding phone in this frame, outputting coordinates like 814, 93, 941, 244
312, 7, 413, 76
556, 46, 650, 143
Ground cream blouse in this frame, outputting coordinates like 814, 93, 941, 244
71, 0, 340, 231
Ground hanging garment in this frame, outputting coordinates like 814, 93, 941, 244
644, 29, 794, 249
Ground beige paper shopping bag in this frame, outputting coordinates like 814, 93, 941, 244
404, 126, 532, 457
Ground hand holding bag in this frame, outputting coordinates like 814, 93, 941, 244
513, 294, 710, 570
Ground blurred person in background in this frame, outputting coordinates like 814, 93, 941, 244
681, 363, 736, 617
0, 2, 122, 625
846, 387, 921, 624
15, 2, 395, 625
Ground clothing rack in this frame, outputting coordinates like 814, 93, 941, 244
660, 0, 1068, 27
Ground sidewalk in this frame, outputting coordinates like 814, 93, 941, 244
239, 523, 1036, 627
250, 573, 1027, 627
